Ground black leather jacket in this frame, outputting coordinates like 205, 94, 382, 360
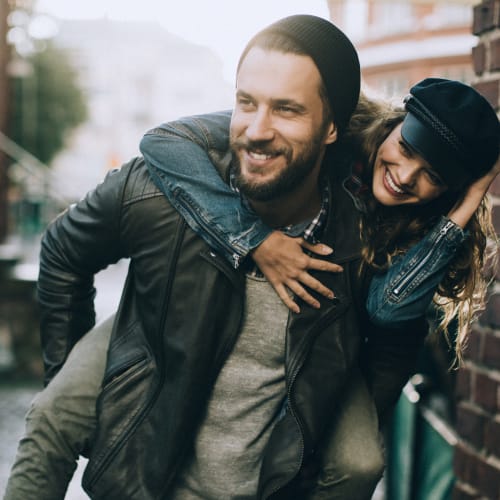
38, 152, 426, 499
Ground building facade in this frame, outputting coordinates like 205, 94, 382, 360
327, 0, 477, 98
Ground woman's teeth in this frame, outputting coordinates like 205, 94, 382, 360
386, 171, 404, 194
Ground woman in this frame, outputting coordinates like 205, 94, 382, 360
140, 78, 500, 364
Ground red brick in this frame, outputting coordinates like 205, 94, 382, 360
473, 372, 499, 412
483, 331, 500, 365
454, 443, 500, 498
484, 418, 500, 458
454, 443, 475, 483
456, 403, 486, 449
456, 367, 472, 401
489, 174, 500, 197
493, 204, 500, 236
473, 43, 486, 75
454, 443, 487, 485
473, 0, 497, 35
463, 327, 483, 361
491, 38, 500, 71
452, 482, 482, 500
474, 79, 500, 108
473, 459, 500, 499
481, 293, 500, 329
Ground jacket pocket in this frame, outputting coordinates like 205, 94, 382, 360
102, 320, 151, 387
84, 324, 154, 493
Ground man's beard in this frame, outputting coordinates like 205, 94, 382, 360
230, 128, 326, 202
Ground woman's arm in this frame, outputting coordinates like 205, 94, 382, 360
141, 111, 261, 268
366, 216, 465, 327
140, 112, 342, 312
448, 157, 500, 228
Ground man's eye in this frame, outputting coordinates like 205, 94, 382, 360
277, 106, 295, 114
237, 98, 254, 109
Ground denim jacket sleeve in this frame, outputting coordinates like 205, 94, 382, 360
366, 216, 466, 327
139, 110, 272, 268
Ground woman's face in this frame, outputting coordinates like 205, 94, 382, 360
372, 123, 448, 206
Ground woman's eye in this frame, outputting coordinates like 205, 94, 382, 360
399, 140, 412, 158
425, 170, 444, 186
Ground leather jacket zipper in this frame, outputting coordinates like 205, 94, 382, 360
391, 220, 455, 299
176, 192, 245, 268
263, 300, 348, 499
85, 219, 188, 490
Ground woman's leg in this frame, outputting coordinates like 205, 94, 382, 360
308, 369, 385, 500
4, 314, 114, 500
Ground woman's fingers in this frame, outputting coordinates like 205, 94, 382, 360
270, 271, 336, 313
273, 283, 301, 314
306, 257, 343, 273
301, 240, 333, 256
285, 280, 321, 310
294, 271, 335, 300
252, 232, 343, 311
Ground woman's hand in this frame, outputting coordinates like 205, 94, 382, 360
448, 156, 500, 228
251, 231, 343, 313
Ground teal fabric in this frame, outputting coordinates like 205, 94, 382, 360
387, 386, 455, 500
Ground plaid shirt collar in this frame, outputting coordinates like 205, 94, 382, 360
280, 182, 329, 244
230, 169, 329, 275
230, 169, 328, 242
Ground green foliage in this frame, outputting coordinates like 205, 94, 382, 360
9, 42, 87, 165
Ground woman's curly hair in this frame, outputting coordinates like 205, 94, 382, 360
342, 92, 498, 366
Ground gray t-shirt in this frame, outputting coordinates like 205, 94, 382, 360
170, 273, 289, 499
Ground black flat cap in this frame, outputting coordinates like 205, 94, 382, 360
402, 78, 499, 189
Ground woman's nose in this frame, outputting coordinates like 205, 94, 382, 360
397, 162, 418, 187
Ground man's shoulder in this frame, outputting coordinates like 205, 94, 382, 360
113, 156, 164, 205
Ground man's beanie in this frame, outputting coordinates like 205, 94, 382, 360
402, 78, 500, 189
238, 15, 361, 133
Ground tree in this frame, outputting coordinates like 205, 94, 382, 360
9, 41, 87, 165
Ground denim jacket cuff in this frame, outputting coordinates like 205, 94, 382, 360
438, 216, 467, 250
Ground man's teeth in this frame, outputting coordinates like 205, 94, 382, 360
249, 151, 273, 160
385, 171, 404, 194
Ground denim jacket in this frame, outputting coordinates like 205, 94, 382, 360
139, 111, 465, 326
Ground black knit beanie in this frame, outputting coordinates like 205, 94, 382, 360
237, 15, 361, 133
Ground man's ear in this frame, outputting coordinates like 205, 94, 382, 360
324, 121, 338, 145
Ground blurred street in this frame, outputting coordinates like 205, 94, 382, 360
0, 259, 128, 498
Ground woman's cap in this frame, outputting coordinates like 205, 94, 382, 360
239, 15, 361, 134
401, 78, 500, 189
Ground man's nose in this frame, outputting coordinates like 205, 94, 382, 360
245, 109, 275, 142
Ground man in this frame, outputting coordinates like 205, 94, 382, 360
5, 15, 426, 499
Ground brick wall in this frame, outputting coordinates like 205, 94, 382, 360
0, 0, 10, 242
454, 2, 500, 499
